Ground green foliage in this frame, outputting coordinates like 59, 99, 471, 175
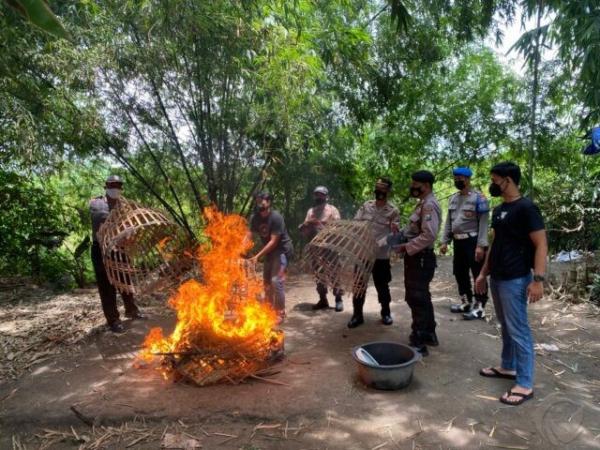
3, 0, 70, 39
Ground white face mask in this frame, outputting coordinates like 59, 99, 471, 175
106, 188, 121, 199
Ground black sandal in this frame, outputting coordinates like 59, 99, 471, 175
479, 367, 516, 380
500, 389, 534, 406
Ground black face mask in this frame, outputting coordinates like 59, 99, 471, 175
314, 197, 326, 205
489, 180, 504, 197
374, 190, 387, 201
410, 187, 422, 198
255, 204, 268, 213
454, 180, 466, 190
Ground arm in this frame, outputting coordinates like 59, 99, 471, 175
254, 233, 281, 260
440, 208, 452, 245
474, 230, 494, 295
527, 229, 548, 303
477, 211, 489, 247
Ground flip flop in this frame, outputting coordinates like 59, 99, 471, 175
500, 389, 534, 406
479, 367, 517, 380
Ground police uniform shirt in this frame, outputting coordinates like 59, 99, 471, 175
441, 191, 489, 247
90, 196, 110, 243
403, 193, 442, 256
354, 200, 400, 260
302, 203, 341, 240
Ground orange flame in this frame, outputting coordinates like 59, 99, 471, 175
141, 207, 281, 364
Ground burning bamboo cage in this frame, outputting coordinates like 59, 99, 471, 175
98, 199, 196, 296
140, 208, 285, 386
302, 220, 377, 295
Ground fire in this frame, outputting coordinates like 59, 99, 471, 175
141, 207, 283, 385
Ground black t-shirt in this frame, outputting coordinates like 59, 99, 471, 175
250, 210, 293, 257
489, 197, 545, 280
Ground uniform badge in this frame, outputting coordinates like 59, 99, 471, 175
425, 214, 432, 221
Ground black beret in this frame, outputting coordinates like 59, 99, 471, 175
411, 170, 435, 184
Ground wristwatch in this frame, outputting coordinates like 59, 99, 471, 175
533, 274, 545, 282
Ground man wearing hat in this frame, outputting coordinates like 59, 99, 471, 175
440, 167, 490, 320
394, 171, 442, 356
299, 186, 344, 311
249, 192, 294, 322
348, 177, 400, 328
90, 175, 144, 333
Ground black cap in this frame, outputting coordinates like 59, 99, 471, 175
411, 170, 435, 184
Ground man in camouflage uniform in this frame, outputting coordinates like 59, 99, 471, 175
299, 186, 344, 311
395, 171, 441, 356
348, 177, 400, 328
90, 175, 144, 333
440, 167, 490, 320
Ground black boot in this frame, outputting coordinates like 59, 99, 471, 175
347, 315, 364, 328
312, 297, 329, 310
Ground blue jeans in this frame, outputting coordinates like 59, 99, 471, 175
490, 275, 534, 389
263, 252, 288, 312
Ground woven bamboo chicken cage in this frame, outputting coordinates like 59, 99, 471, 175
98, 199, 195, 295
302, 220, 376, 295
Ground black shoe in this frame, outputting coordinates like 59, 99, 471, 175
312, 299, 329, 310
347, 315, 364, 328
334, 299, 344, 312
381, 314, 393, 326
109, 321, 125, 333
126, 312, 147, 320
423, 331, 439, 347
414, 344, 429, 357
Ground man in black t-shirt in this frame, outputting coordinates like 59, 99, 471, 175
475, 162, 547, 407
248, 192, 293, 322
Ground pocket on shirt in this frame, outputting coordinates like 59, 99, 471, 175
462, 204, 476, 219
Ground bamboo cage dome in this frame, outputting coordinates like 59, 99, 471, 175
98, 199, 195, 295
301, 220, 376, 295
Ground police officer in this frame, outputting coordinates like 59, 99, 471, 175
90, 175, 145, 333
348, 177, 400, 328
394, 171, 441, 356
440, 167, 490, 320
299, 186, 344, 311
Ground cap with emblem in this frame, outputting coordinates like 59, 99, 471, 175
411, 170, 435, 184
105, 174, 123, 185
375, 177, 393, 191
452, 167, 473, 177
313, 186, 329, 196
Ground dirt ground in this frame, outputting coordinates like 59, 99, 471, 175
1, 256, 600, 450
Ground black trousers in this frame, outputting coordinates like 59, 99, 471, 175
352, 259, 392, 317
91, 242, 138, 325
453, 237, 488, 305
404, 250, 436, 333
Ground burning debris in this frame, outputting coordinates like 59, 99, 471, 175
140, 208, 284, 386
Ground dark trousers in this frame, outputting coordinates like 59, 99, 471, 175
404, 250, 436, 333
352, 259, 392, 317
453, 237, 488, 305
316, 282, 343, 300
91, 242, 138, 325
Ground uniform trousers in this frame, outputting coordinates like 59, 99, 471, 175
453, 236, 488, 305
352, 259, 392, 317
91, 242, 139, 325
404, 249, 436, 333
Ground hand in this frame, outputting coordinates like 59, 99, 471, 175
390, 223, 399, 233
440, 243, 448, 255
474, 274, 487, 295
248, 255, 259, 264
393, 243, 407, 254
475, 246, 485, 262
527, 281, 544, 303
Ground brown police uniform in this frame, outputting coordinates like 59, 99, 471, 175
402, 192, 441, 342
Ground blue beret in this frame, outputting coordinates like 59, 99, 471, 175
452, 167, 473, 177
583, 127, 600, 156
